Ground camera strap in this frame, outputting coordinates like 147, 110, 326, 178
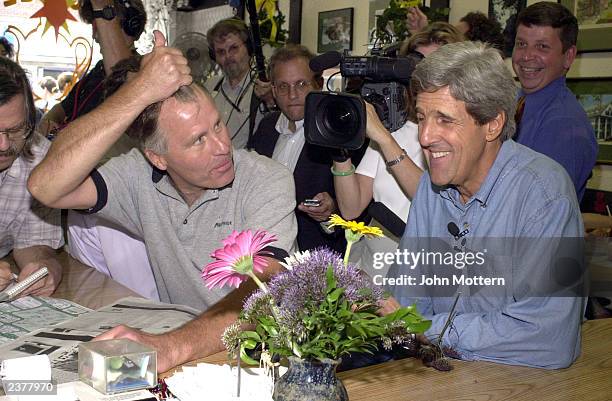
215, 76, 253, 114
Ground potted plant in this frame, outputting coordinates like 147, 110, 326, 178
202, 215, 431, 401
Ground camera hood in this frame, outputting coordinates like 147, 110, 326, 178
304, 91, 366, 150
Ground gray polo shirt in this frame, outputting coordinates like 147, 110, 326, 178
91, 149, 297, 310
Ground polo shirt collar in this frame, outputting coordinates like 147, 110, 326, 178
150, 150, 241, 204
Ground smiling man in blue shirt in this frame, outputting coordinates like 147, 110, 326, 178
512, 2, 597, 201
386, 41, 584, 369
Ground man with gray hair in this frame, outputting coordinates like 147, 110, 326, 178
28, 31, 296, 372
385, 41, 584, 368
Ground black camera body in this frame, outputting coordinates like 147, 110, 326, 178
305, 51, 422, 149
304, 92, 366, 150
360, 81, 407, 133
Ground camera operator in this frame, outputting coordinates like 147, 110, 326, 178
333, 24, 463, 276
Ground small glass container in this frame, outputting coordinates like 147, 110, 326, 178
78, 339, 156, 394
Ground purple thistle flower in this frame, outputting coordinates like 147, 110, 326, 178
265, 248, 383, 331
242, 290, 273, 322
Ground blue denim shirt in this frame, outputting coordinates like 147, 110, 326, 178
516, 77, 597, 201
390, 140, 585, 369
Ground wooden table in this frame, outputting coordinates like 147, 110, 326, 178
9, 251, 612, 401
51, 251, 140, 309
195, 319, 612, 401
1, 250, 139, 310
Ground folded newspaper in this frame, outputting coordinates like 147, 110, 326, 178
0, 297, 199, 384
0, 297, 91, 347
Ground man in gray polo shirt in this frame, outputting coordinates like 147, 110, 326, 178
28, 31, 297, 372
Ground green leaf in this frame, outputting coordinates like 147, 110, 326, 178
240, 331, 261, 342
327, 288, 344, 303
242, 338, 258, 350
326, 264, 337, 289
239, 343, 259, 365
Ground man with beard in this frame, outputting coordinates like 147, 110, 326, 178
0, 58, 63, 296
206, 18, 274, 149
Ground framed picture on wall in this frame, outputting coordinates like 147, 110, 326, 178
317, 8, 354, 53
559, 0, 612, 52
567, 78, 612, 162
488, 0, 527, 57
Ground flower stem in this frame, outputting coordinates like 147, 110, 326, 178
247, 271, 269, 294
246, 272, 294, 354
344, 240, 353, 266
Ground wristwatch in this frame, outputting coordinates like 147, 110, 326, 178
385, 149, 408, 168
92, 5, 116, 21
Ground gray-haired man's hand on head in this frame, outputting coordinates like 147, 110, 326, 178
131, 30, 193, 107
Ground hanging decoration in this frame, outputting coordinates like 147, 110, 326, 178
135, 0, 171, 54
255, 0, 287, 47
374, 0, 450, 46
4, 23, 92, 98
29, 0, 78, 38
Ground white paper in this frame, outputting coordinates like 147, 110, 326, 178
0, 355, 51, 380
165, 363, 287, 401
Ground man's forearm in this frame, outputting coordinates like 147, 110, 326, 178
28, 80, 149, 206
92, 0, 133, 75
155, 259, 283, 369
163, 279, 261, 367
94, 258, 286, 372
13, 245, 57, 267
30, 33, 192, 208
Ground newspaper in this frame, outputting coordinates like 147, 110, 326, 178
0, 297, 91, 346
0, 297, 200, 384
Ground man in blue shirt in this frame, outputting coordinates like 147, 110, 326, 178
512, 2, 597, 201
386, 41, 584, 369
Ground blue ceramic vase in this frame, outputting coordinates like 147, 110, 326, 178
273, 356, 348, 401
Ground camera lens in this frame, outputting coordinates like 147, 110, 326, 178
305, 91, 366, 150
319, 97, 360, 142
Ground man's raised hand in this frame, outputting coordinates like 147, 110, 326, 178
132, 30, 193, 106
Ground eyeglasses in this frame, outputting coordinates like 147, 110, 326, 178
0, 122, 31, 142
272, 80, 312, 96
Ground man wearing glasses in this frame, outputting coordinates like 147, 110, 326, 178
0, 58, 63, 296
249, 44, 344, 253
206, 18, 274, 150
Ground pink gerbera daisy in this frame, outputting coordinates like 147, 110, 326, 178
202, 229, 277, 290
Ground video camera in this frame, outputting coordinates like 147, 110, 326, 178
304, 50, 423, 150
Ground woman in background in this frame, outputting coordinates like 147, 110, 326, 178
332, 23, 464, 276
